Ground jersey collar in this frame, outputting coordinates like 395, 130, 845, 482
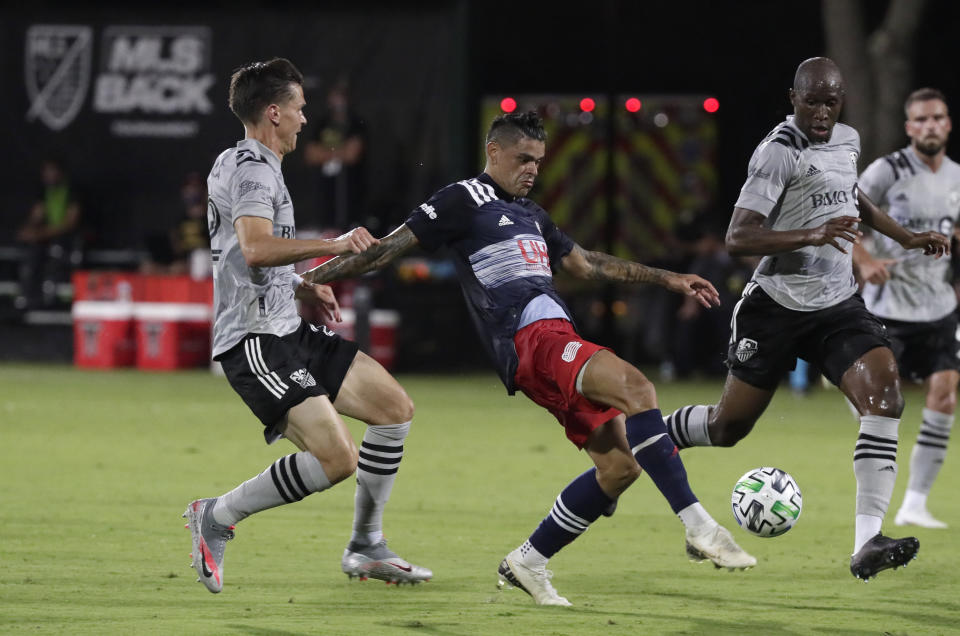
238, 138, 282, 170
783, 116, 812, 145
477, 172, 516, 202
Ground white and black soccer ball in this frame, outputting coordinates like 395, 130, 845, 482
731, 467, 802, 537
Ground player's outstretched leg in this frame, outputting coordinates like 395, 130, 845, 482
626, 409, 756, 570
496, 467, 611, 606
183, 498, 235, 593
341, 421, 432, 584
850, 533, 919, 581
183, 450, 335, 593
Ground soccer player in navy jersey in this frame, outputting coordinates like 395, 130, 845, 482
304, 110, 755, 605
660, 58, 949, 580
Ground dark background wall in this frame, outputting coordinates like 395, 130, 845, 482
6, 1, 959, 248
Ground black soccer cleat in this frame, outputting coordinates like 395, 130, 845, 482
849, 533, 919, 581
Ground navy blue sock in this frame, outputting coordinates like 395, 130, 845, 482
626, 409, 697, 513
528, 468, 614, 559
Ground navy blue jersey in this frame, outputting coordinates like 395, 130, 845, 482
405, 173, 576, 393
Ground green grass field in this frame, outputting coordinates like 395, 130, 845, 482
2, 364, 959, 635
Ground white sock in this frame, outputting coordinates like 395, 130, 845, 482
213, 451, 332, 526
516, 540, 548, 569
854, 514, 883, 553
350, 421, 410, 547
664, 405, 712, 448
904, 408, 952, 503
852, 415, 899, 552
900, 489, 928, 512
677, 501, 713, 531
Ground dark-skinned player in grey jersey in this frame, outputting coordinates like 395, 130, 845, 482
303, 111, 755, 606
660, 57, 950, 581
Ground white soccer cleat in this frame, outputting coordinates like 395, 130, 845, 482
496, 548, 572, 606
341, 540, 432, 584
685, 522, 757, 570
894, 507, 947, 529
183, 498, 235, 594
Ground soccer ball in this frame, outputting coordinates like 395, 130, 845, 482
731, 467, 802, 537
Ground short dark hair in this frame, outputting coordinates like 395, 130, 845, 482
486, 110, 547, 146
904, 87, 948, 116
228, 58, 304, 124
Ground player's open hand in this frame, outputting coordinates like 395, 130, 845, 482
332, 227, 380, 254
856, 257, 897, 284
666, 273, 721, 308
295, 281, 342, 323
901, 231, 950, 258
808, 216, 861, 253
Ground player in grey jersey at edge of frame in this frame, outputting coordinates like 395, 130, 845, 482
183, 58, 431, 593
660, 57, 950, 581
303, 110, 756, 606
852, 87, 960, 530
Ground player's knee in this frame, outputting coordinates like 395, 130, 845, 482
383, 391, 415, 424
307, 439, 358, 484
710, 418, 752, 447
860, 385, 904, 418
599, 460, 642, 494
929, 391, 956, 415
619, 367, 657, 412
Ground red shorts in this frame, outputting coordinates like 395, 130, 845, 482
513, 319, 622, 448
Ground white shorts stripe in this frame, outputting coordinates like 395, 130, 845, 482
254, 337, 289, 390
245, 339, 283, 399
729, 281, 757, 343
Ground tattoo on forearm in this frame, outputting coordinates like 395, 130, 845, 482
303, 225, 418, 284
578, 246, 669, 284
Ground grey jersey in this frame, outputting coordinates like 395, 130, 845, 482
859, 146, 960, 322
735, 116, 860, 311
208, 138, 300, 357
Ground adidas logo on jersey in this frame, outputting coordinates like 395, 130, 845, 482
805, 165, 821, 177
498, 215, 513, 226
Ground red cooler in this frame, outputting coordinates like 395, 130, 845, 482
72, 300, 136, 368
133, 302, 212, 370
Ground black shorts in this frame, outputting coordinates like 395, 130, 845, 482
727, 284, 890, 390
882, 313, 960, 383
217, 320, 359, 443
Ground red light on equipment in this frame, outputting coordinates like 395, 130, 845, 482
579, 97, 595, 113
703, 97, 720, 113
500, 97, 517, 113
625, 97, 642, 113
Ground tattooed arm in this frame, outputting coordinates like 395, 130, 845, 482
559, 244, 721, 308
302, 224, 420, 284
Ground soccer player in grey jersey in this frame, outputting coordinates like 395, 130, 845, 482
183, 58, 431, 593
853, 88, 960, 529
661, 58, 950, 580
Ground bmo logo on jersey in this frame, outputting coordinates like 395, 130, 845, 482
809, 189, 851, 208
517, 238, 550, 267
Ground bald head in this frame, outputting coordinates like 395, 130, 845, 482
789, 57, 845, 143
793, 57, 845, 95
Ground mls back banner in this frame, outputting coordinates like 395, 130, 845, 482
3, 8, 462, 248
